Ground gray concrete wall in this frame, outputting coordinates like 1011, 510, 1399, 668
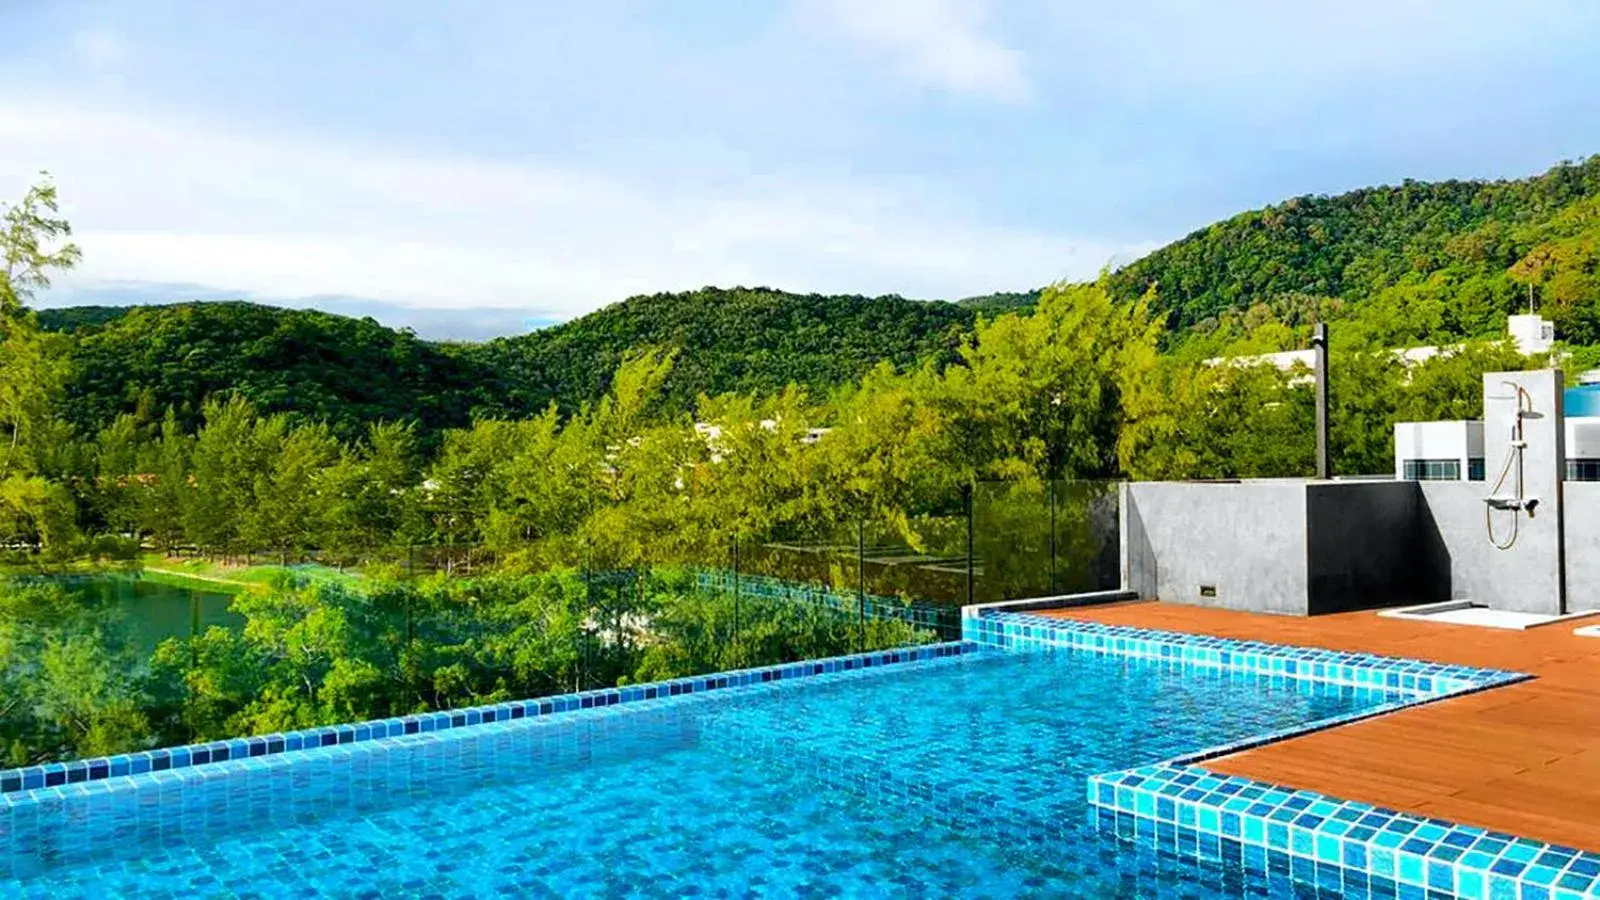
1122, 481, 1309, 614
1416, 481, 1503, 605
1441, 369, 1568, 614
1565, 481, 1600, 612
1120, 482, 1157, 601
1305, 480, 1448, 614
1414, 476, 1572, 615
1115, 371, 1586, 617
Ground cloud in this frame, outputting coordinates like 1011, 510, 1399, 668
794, 0, 1029, 102
0, 99, 1142, 321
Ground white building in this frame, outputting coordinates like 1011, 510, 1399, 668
1507, 313, 1557, 356
1207, 314, 1557, 376
1393, 421, 1485, 482
1394, 416, 1600, 482
1571, 416, 1600, 481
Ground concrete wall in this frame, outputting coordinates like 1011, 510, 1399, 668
1122, 481, 1309, 614
1566, 481, 1600, 612
1117, 369, 1583, 617
1305, 481, 1447, 614
1126, 480, 1447, 615
1120, 483, 1157, 601
1436, 369, 1568, 615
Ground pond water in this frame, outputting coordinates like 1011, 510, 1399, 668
55, 575, 243, 655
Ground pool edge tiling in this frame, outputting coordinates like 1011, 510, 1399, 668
961, 609, 1600, 900
1092, 765, 1600, 900
0, 640, 972, 798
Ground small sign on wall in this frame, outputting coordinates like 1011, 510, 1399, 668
1199, 584, 1217, 598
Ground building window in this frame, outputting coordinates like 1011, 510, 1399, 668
1402, 459, 1461, 481
1468, 457, 1485, 481
1569, 459, 1600, 482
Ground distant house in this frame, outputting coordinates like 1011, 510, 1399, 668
1203, 314, 1558, 384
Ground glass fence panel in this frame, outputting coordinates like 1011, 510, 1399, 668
1051, 480, 1122, 595
971, 479, 1122, 603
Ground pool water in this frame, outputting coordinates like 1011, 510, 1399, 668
3, 648, 1413, 898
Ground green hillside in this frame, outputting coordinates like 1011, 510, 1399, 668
955, 290, 1042, 315
52, 301, 491, 441
461, 286, 973, 414
40, 288, 976, 439
1109, 155, 1600, 346
36, 305, 134, 332
35, 153, 1600, 441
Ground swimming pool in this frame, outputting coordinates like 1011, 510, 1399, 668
3, 612, 1593, 898
6, 602, 1593, 890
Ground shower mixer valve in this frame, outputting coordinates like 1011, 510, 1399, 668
1485, 496, 1538, 514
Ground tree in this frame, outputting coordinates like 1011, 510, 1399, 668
0, 580, 150, 762
184, 397, 263, 558
247, 419, 340, 564
0, 175, 82, 557
940, 280, 1161, 482
1119, 356, 1315, 481
1, 173, 82, 314
318, 421, 423, 567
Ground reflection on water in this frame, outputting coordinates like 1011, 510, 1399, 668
54, 575, 243, 654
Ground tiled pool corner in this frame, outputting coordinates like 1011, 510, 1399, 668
961, 608, 1600, 900
962, 609, 1529, 696
1090, 765, 1600, 900
0, 640, 975, 799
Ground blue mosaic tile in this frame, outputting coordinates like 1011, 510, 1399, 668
1089, 763, 1600, 900
961, 610, 1529, 699
0, 639, 974, 799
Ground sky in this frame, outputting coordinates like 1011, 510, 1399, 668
3, 1, 1599, 340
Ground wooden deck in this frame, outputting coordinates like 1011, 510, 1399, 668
1034, 602, 1600, 853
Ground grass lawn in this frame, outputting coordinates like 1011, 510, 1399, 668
136, 554, 364, 592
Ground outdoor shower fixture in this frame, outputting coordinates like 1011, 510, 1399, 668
1485, 381, 1541, 549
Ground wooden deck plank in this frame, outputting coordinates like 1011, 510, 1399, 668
1032, 602, 1600, 852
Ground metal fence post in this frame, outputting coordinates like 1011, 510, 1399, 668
856, 519, 866, 652
189, 592, 200, 666
1049, 478, 1058, 593
964, 483, 975, 607
732, 531, 741, 642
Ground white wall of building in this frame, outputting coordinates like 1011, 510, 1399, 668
1507, 314, 1556, 355
1393, 421, 1483, 481
1569, 416, 1600, 458
1394, 416, 1600, 481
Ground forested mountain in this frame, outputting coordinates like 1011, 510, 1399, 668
955, 290, 1042, 315
50, 302, 491, 441
461, 286, 973, 414
39, 289, 976, 438
1108, 155, 1600, 343
35, 153, 1600, 441
36, 305, 134, 332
